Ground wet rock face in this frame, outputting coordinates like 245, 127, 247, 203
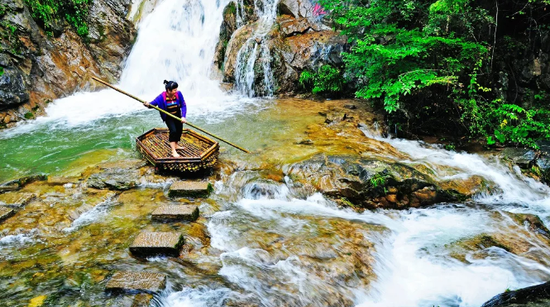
0, 0, 136, 127
481, 281, 550, 307
0, 68, 28, 109
216, 0, 345, 96
285, 155, 460, 209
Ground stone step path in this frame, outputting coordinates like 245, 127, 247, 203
107, 180, 212, 303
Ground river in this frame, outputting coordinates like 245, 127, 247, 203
1, 0, 550, 306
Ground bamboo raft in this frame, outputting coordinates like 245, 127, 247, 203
136, 128, 219, 172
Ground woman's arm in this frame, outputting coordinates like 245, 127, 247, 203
148, 93, 164, 107
178, 92, 187, 118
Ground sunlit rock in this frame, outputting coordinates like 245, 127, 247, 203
222, 22, 258, 82
132, 293, 154, 307
0, 206, 15, 223
105, 271, 166, 293
446, 212, 550, 265
129, 231, 184, 257
0, 192, 36, 208
151, 205, 199, 222
169, 181, 213, 198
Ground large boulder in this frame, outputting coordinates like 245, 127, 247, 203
0, 67, 28, 109
481, 281, 550, 307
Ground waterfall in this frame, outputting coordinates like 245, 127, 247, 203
2, 0, 257, 134
234, 0, 278, 97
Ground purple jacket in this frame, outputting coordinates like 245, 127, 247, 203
149, 91, 187, 121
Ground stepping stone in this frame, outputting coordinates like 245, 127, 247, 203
105, 271, 166, 293
151, 205, 199, 222
0, 192, 36, 208
0, 206, 15, 223
129, 231, 184, 257
168, 181, 212, 198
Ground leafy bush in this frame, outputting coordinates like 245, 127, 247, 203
24, 0, 90, 37
299, 64, 345, 96
318, 0, 550, 149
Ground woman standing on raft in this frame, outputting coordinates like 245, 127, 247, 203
144, 80, 187, 158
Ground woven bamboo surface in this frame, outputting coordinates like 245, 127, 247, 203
136, 128, 219, 172
140, 129, 212, 159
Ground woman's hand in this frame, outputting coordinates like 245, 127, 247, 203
144, 102, 150, 108
181, 117, 187, 123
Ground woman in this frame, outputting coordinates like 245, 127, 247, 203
144, 80, 187, 158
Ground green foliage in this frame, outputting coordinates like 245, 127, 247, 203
320, 0, 489, 113
0, 67, 3, 76
23, 0, 91, 37
0, 19, 23, 54
299, 64, 344, 96
370, 172, 389, 188
24, 112, 34, 119
486, 104, 550, 149
318, 0, 550, 150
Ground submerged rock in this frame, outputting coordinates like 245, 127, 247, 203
105, 271, 167, 293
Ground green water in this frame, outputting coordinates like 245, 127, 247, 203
0, 99, 326, 183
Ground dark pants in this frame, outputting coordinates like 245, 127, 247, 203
165, 117, 183, 142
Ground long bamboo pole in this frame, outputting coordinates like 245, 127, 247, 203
91, 76, 250, 153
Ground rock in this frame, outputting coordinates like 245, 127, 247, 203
0, 185, 19, 193
0, 0, 137, 126
0, 206, 15, 223
481, 281, 550, 307
0, 192, 36, 208
214, 2, 238, 72
286, 154, 460, 210
47, 176, 79, 185
87, 168, 140, 190
151, 205, 199, 222
132, 293, 154, 307
168, 181, 213, 198
0, 67, 29, 109
105, 271, 167, 293
279, 17, 318, 37
1, 174, 47, 189
129, 231, 184, 257
222, 22, 257, 82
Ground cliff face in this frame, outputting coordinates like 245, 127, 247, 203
214, 0, 347, 97
0, 0, 137, 127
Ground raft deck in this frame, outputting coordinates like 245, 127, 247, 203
136, 128, 219, 172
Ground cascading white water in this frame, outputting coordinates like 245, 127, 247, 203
234, 0, 278, 97
361, 127, 550, 217
3, 0, 259, 136
159, 126, 550, 307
